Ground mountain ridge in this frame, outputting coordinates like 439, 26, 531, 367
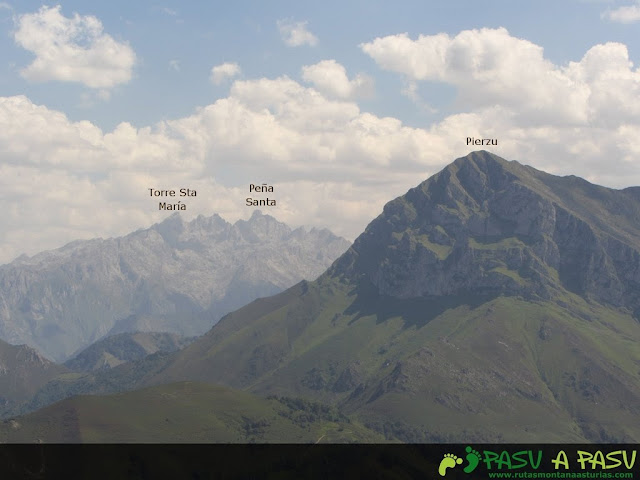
0, 211, 350, 361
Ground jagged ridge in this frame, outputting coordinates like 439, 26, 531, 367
0, 211, 350, 361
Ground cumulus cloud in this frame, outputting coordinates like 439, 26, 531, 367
277, 19, 318, 47
301, 60, 373, 99
361, 28, 580, 121
210, 62, 241, 85
2, 31, 640, 265
12, 5, 136, 89
601, 2, 640, 22
360, 27, 640, 127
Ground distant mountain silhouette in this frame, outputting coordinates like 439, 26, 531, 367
0, 211, 350, 361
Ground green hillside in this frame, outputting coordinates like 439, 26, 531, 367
0, 381, 384, 443
144, 274, 640, 442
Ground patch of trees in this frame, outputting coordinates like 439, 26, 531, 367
268, 396, 349, 427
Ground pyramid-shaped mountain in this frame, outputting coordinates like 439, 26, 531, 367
334, 150, 640, 310
14, 151, 640, 442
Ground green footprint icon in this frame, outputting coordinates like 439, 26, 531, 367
463, 446, 481, 474
438, 453, 463, 477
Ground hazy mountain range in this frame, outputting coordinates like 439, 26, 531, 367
2, 151, 639, 443
0, 211, 350, 362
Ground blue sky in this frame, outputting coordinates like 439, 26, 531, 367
2, 1, 639, 130
1, 0, 640, 263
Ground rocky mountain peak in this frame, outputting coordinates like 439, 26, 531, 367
151, 213, 185, 246
0, 212, 351, 362
234, 210, 292, 243
332, 151, 640, 317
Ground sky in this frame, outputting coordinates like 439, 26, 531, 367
1, 0, 640, 264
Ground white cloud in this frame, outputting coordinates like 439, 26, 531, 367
601, 2, 640, 22
210, 62, 241, 85
361, 28, 640, 127
169, 59, 180, 72
2, 32, 640, 265
0, 2, 12, 11
301, 60, 373, 99
277, 19, 318, 47
13, 5, 136, 89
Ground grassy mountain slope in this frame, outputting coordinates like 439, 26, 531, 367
144, 274, 640, 442
0, 381, 384, 443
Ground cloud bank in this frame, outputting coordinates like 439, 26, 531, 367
1, 28, 639, 266
361, 28, 640, 127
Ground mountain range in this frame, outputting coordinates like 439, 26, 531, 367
0, 211, 350, 362
2, 151, 640, 442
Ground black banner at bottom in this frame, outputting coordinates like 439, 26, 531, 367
0, 444, 638, 479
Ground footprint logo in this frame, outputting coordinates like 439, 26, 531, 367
463, 446, 481, 474
438, 453, 463, 477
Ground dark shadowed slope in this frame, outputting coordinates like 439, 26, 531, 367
64, 332, 195, 372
